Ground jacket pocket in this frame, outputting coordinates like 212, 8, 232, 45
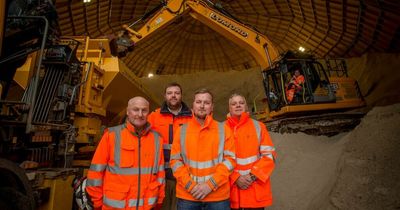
103, 182, 130, 209
143, 180, 161, 208
119, 142, 135, 167
254, 180, 272, 201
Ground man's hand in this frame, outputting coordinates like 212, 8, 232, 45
235, 175, 253, 190
190, 183, 212, 200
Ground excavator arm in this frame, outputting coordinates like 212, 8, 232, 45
122, 0, 279, 70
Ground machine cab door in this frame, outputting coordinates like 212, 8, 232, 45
263, 68, 282, 111
303, 60, 336, 103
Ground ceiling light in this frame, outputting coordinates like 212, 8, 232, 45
83, 0, 91, 3
148, 73, 154, 78
298, 46, 305, 52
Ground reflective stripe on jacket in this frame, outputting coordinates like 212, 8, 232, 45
170, 115, 236, 202
86, 122, 165, 210
147, 102, 191, 179
226, 112, 276, 208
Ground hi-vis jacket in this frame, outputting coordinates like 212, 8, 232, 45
286, 74, 305, 103
226, 112, 276, 208
170, 115, 236, 202
86, 122, 165, 210
148, 102, 192, 180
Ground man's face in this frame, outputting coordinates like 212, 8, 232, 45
229, 95, 247, 117
165, 86, 182, 108
192, 93, 213, 120
126, 98, 149, 128
295, 70, 300, 76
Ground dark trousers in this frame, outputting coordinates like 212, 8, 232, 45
161, 179, 177, 210
177, 198, 230, 210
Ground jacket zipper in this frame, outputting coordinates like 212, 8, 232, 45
136, 135, 141, 210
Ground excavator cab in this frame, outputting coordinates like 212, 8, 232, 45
263, 52, 337, 111
261, 51, 366, 135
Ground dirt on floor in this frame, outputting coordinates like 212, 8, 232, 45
269, 103, 400, 210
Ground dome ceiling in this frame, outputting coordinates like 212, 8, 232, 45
54, 0, 400, 77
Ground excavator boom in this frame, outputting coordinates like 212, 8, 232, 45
122, 0, 279, 70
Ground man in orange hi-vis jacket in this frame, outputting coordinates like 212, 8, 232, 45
148, 82, 192, 210
286, 69, 305, 103
226, 94, 276, 210
170, 88, 236, 210
86, 97, 165, 210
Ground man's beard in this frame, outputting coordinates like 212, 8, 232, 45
194, 112, 207, 120
167, 99, 181, 109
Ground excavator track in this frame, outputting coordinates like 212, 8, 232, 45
265, 112, 365, 136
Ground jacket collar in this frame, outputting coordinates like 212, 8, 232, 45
126, 121, 151, 137
227, 112, 250, 127
160, 101, 192, 117
192, 114, 214, 128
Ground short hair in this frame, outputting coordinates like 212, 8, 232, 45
228, 93, 247, 105
228, 93, 248, 111
164, 82, 182, 94
194, 88, 214, 102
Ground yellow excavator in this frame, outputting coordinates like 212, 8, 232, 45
259, 51, 366, 135
117, 0, 366, 135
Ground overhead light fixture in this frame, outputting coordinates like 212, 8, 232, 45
298, 46, 305, 52
148, 73, 154, 78
83, 0, 91, 3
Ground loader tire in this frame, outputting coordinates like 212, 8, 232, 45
0, 158, 35, 210
0, 187, 32, 210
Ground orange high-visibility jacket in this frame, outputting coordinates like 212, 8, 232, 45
170, 115, 236, 202
286, 74, 305, 102
86, 122, 165, 210
226, 112, 276, 208
292, 74, 305, 88
148, 102, 192, 179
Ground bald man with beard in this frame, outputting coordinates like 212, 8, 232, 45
86, 97, 166, 210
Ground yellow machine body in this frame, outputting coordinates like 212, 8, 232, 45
37, 169, 76, 210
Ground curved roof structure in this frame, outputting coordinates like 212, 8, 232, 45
55, 0, 400, 77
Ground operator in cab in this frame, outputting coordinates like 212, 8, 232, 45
286, 69, 305, 103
